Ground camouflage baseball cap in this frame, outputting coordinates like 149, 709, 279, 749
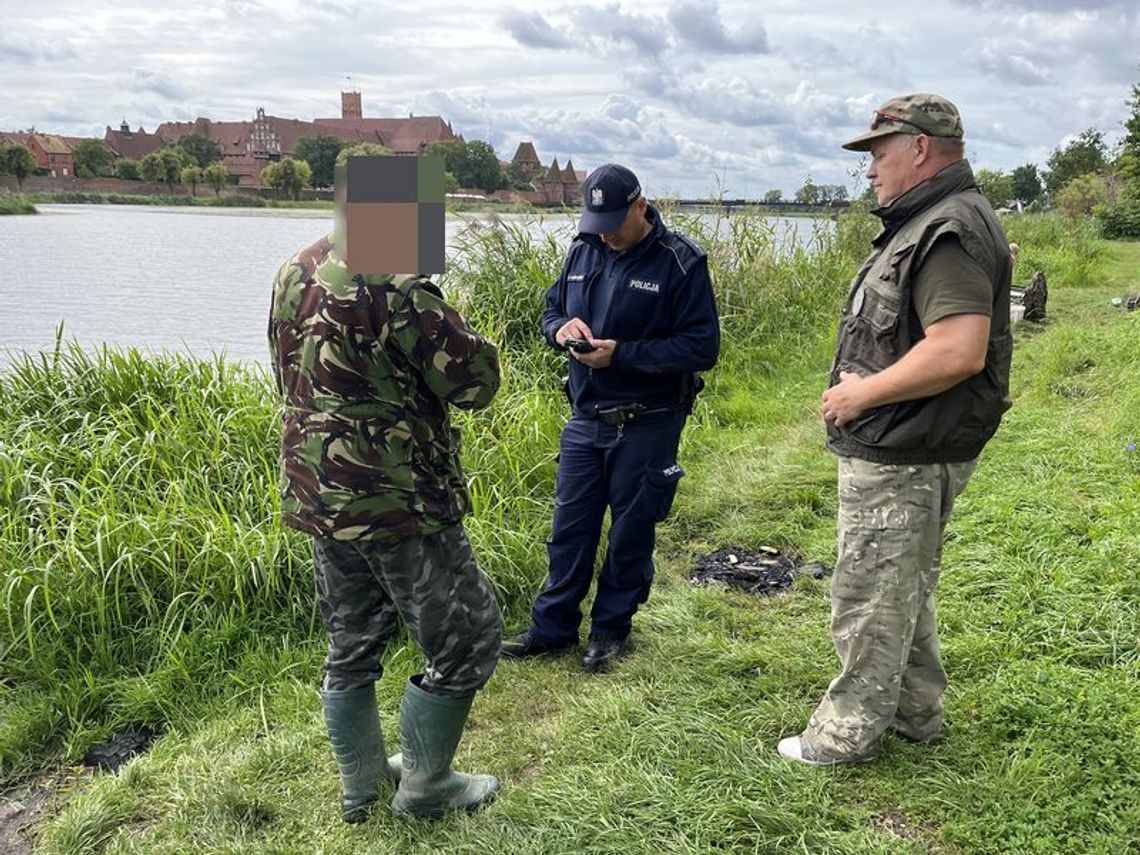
842, 93, 964, 151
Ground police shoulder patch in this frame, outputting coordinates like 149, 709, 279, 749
660, 231, 707, 275
670, 232, 707, 259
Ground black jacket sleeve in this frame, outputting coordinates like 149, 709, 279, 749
540, 253, 574, 348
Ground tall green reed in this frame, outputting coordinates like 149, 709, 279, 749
1003, 212, 1109, 289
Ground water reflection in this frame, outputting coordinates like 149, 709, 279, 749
0, 204, 824, 365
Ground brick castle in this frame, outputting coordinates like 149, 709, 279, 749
1, 91, 584, 204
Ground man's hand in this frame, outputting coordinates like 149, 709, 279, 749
573, 339, 617, 368
555, 317, 593, 347
821, 314, 991, 428
821, 371, 869, 427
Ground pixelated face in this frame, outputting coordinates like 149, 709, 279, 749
334, 155, 445, 275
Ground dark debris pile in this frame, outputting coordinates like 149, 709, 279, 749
82, 725, 159, 773
690, 546, 830, 597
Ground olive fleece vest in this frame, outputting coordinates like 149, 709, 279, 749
827, 159, 1013, 464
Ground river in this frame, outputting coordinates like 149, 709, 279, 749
0, 204, 824, 365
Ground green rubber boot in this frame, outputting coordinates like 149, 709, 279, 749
390, 675, 499, 820
320, 684, 401, 823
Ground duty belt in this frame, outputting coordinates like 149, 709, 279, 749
596, 403, 673, 427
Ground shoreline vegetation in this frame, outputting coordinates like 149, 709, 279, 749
2, 211, 1138, 853
15, 190, 847, 217
0, 192, 37, 215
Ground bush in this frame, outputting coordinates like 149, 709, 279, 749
1095, 199, 1140, 238
114, 159, 141, 181
207, 194, 267, 208
1054, 174, 1109, 218
0, 192, 36, 214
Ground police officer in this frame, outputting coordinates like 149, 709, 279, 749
777, 95, 1013, 765
502, 163, 720, 672
268, 156, 503, 820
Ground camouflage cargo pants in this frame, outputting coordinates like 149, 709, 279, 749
805, 456, 978, 758
312, 522, 502, 697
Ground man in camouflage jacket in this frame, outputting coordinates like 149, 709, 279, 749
268, 225, 503, 821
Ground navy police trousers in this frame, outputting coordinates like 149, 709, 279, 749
531, 410, 687, 644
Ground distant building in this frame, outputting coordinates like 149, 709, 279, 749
25, 133, 74, 177
340, 91, 363, 120
0, 131, 30, 149
505, 141, 585, 204
151, 92, 464, 186
511, 141, 541, 172
103, 121, 165, 162
532, 155, 584, 205
4, 94, 577, 196
314, 90, 463, 155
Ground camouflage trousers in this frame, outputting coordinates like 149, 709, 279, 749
805, 456, 978, 758
312, 522, 502, 697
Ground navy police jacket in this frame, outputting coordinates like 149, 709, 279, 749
541, 206, 720, 415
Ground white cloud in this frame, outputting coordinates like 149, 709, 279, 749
498, 11, 570, 49
0, 0, 1137, 195
667, 1, 769, 54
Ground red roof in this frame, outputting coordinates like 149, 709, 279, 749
313, 115, 459, 154
151, 113, 457, 159
513, 141, 540, 164
29, 133, 71, 155
60, 136, 111, 153
104, 126, 164, 160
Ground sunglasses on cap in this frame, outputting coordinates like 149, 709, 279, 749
870, 111, 929, 133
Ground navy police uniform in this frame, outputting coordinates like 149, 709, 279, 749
529, 190, 720, 648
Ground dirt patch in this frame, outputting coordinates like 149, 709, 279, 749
875, 806, 919, 840
511, 759, 542, 784
0, 769, 92, 855
689, 547, 831, 597
873, 805, 947, 852
0, 727, 157, 852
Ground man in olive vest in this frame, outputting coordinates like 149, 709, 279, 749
269, 155, 503, 820
778, 94, 1013, 765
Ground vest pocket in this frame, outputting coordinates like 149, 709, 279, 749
845, 405, 895, 445
857, 277, 903, 335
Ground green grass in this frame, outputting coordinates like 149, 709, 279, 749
3, 215, 1139, 853
1004, 211, 1111, 289
0, 192, 37, 215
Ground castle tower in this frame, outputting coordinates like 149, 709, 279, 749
248, 107, 281, 158
341, 91, 362, 120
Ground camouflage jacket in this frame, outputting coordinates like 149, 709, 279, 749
268, 236, 500, 541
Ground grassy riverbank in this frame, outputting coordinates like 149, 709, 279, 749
25, 191, 327, 210
0, 193, 36, 215
2, 215, 1138, 853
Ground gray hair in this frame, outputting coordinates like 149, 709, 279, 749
930, 136, 965, 160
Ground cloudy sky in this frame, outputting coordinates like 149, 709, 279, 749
1, 0, 1137, 197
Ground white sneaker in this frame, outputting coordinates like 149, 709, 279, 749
777, 734, 876, 767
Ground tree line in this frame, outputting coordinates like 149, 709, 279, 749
1, 132, 518, 200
